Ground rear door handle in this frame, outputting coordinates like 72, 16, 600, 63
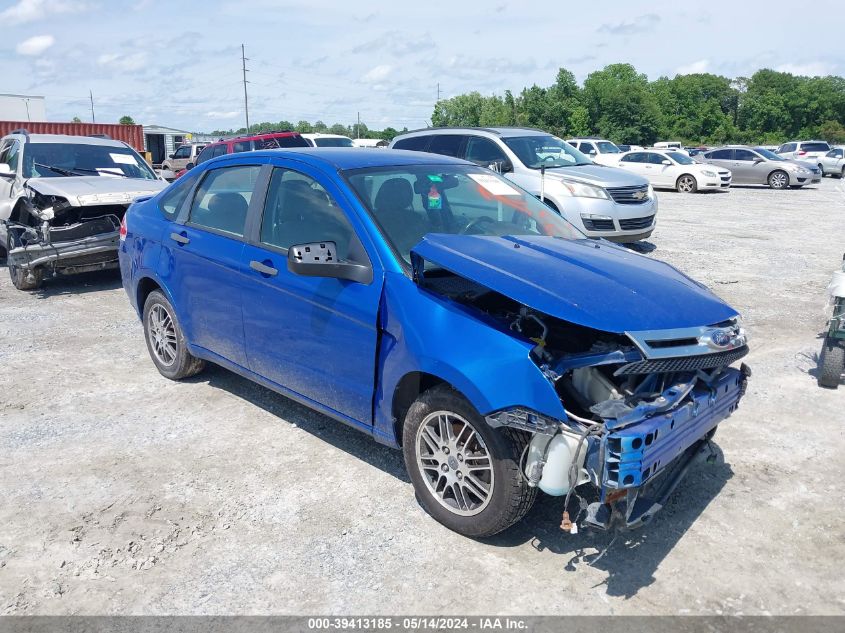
170, 231, 190, 245
250, 260, 278, 276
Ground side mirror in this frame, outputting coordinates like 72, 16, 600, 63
753, 158, 764, 164
0, 163, 12, 176
185, 163, 194, 170
588, 149, 597, 156
168, 154, 175, 159
287, 241, 372, 284
662, 159, 672, 165
488, 160, 513, 174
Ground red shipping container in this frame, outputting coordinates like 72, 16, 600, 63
0, 121, 144, 151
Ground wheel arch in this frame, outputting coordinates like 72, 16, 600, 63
391, 371, 456, 447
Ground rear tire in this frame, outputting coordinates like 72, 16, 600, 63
676, 174, 698, 193
818, 336, 844, 389
768, 170, 789, 189
838, 167, 845, 179
402, 384, 536, 538
142, 290, 206, 380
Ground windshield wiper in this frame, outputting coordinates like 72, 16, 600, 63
33, 162, 88, 177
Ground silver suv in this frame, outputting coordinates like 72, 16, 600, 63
0, 130, 166, 289
776, 140, 831, 164
698, 145, 821, 188
390, 127, 658, 242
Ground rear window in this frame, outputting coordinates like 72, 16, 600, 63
800, 142, 830, 152
393, 136, 430, 151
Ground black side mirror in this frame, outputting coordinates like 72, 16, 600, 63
753, 158, 764, 164
185, 163, 194, 170
488, 160, 513, 174
287, 241, 372, 284
168, 154, 175, 159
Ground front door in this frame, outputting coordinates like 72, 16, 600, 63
164, 162, 263, 367
241, 163, 383, 425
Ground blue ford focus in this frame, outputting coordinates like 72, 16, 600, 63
119, 148, 750, 537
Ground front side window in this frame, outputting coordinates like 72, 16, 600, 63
464, 137, 507, 166
196, 145, 215, 164
211, 144, 228, 158
159, 175, 195, 220
666, 151, 695, 165
734, 149, 759, 162
22, 142, 156, 179
5, 141, 21, 171
345, 164, 584, 265
259, 168, 363, 262
502, 135, 592, 169
647, 153, 667, 164
173, 146, 190, 159
580, 142, 597, 154
188, 164, 260, 236
596, 141, 620, 154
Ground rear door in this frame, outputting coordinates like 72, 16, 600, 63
163, 161, 265, 367
240, 161, 384, 425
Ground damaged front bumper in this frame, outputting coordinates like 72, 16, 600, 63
6, 218, 121, 275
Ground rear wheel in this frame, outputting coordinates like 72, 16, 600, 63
676, 174, 698, 193
768, 170, 789, 189
818, 164, 824, 177
818, 336, 844, 389
142, 290, 205, 380
402, 385, 536, 538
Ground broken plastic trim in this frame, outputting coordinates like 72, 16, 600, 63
485, 408, 564, 435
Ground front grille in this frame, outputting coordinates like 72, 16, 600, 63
614, 345, 749, 375
582, 218, 615, 231
619, 215, 654, 231
606, 184, 650, 205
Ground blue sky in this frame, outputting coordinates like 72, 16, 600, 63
4, 0, 844, 132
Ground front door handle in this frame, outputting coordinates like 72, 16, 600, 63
170, 231, 190, 245
250, 260, 278, 276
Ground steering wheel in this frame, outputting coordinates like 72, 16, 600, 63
461, 215, 496, 235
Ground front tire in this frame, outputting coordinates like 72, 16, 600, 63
768, 170, 789, 189
142, 290, 205, 380
402, 385, 536, 538
676, 174, 698, 193
9, 263, 43, 290
818, 336, 844, 389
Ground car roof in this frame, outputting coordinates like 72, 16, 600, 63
396, 126, 552, 139
207, 131, 302, 146
9, 133, 129, 147
211, 148, 470, 170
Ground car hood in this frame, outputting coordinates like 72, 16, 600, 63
410, 234, 737, 333
544, 163, 649, 187
28, 177, 167, 205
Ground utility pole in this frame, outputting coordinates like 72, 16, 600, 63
241, 44, 250, 133
436, 82, 440, 102
89, 90, 95, 123
357, 112, 360, 139
24, 98, 31, 122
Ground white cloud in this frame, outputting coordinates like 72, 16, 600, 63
362, 64, 392, 83
675, 59, 709, 75
0, 0, 90, 25
205, 111, 239, 119
775, 62, 834, 77
97, 51, 148, 72
16, 34, 55, 56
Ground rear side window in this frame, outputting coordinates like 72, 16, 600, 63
159, 176, 195, 220
707, 149, 733, 160
427, 135, 465, 158
780, 143, 796, 153
621, 152, 644, 163
212, 144, 228, 158
188, 165, 261, 237
232, 141, 252, 153
800, 142, 830, 152
393, 136, 430, 151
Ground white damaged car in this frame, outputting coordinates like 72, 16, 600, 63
0, 131, 166, 290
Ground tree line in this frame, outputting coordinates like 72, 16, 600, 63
430, 64, 845, 145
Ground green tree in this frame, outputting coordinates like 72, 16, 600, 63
583, 64, 661, 144
119, 115, 135, 125
71, 116, 82, 123
295, 120, 313, 133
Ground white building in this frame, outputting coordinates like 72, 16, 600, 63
0, 94, 46, 121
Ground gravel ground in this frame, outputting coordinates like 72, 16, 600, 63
1, 178, 844, 615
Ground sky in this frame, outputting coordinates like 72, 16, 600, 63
3, 0, 844, 133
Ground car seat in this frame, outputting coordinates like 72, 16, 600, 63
207, 192, 248, 235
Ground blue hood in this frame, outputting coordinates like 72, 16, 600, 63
411, 234, 737, 333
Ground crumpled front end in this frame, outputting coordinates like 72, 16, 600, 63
4, 187, 132, 277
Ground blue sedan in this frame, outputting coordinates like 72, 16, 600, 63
119, 148, 750, 537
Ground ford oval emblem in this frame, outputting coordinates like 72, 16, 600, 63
710, 329, 732, 347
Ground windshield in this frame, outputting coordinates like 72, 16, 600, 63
753, 147, 784, 161
345, 164, 585, 265
597, 141, 621, 153
23, 142, 157, 179
315, 137, 354, 147
503, 135, 592, 169
667, 151, 695, 165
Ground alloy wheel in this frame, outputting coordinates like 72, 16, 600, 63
770, 171, 788, 188
678, 176, 696, 193
415, 411, 495, 516
147, 303, 178, 366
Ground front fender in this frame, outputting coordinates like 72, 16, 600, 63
374, 273, 566, 446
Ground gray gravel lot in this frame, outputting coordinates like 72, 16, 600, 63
1, 178, 844, 615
